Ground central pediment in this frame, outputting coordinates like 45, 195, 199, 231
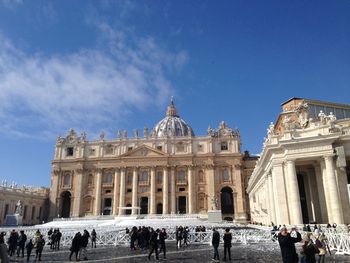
120, 144, 167, 158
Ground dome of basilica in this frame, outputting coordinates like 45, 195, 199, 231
152, 99, 194, 138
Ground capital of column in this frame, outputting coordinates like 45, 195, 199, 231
285, 159, 296, 165
323, 155, 335, 162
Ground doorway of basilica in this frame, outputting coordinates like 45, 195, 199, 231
221, 187, 234, 217
140, 197, 148, 214
103, 198, 112, 215
60, 191, 71, 218
157, 203, 163, 214
178, 196, 186, 214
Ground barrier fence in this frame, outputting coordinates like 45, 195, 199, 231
1, 225, 350, 256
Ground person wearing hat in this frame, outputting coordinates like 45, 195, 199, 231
278, 226, 302, 263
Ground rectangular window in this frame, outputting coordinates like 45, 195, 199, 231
177, 170, 186, 184
66, 147, 74, 156
139, 170, 149, 185
222, 169, 230, 182
127, 188, 132, 193
157, 188, 162, 192
128, 147, 133, 151
103, 173, 113, 183
156, 171, 162, 183
221, 141, 228, 151
127, 174, 132, 184
157, 146, 162, 151
105, 190, 111, 194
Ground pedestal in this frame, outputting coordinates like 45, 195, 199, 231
5, 214, 23, 226
208, 210, 222, 223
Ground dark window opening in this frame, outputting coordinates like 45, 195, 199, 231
66, 147, 74, 156
179, 187, 185, 192
105, 190, 111, 194
127, 188, 132, 193
157, 188, 162, 192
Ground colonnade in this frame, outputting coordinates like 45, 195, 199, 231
92, 166, 196, 216
265, 155, 345, 225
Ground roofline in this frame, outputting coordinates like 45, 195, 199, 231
281, 97, 350, 109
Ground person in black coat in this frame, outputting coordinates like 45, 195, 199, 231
8, 230, 18, 257
158, 228, 167, 259
223, 228, 232, 261
148, 228, 159, 260
278, 226, 302, 263
69, 232, 81, 261
79, 230, 90, 261
212, 228, 220, 262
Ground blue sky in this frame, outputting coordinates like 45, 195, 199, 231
0, 0, 349, 187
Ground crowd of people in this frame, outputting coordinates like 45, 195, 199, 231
0, 229, 45, 262
276, 224, 331, 263
0, 223, 338, 263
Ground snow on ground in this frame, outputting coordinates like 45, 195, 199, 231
37, 216, 237, 231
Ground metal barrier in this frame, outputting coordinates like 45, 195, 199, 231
2, 224, 350, 256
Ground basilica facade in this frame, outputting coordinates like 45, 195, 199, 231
49, 101, 257, 222
247, 98, 350, 226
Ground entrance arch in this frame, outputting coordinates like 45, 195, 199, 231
60, 191, 71, 218
221, 187, 234, 215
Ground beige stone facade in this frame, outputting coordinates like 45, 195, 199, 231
0, 184, 49, 225
49, 101, 256, 222
247, 98, 350, 226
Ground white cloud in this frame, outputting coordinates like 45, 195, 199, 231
0, 25, 187, 139
0, 0, 23, 9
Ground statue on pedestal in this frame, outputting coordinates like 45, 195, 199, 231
15, 200, 23, 216
211, 195, 218, 210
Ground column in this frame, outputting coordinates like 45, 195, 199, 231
271, 163, 290, 224
314, 163, 329, 223
132, 167, 138, 215
324, 155, 343, 224
286, 160, 303, 224
234, 164, 246, 218
72, 169, 84, 217
267, 173, 276, 225
162, 167, 169, 215
118, 168, 126, 215
188, 166, 194, 214
49, 170, 60, 220
206, 166, 215, 210
94, 169, 102, 216
150, 167, 156, 214
170, 167, 176, 214
113, 169, 120, 215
